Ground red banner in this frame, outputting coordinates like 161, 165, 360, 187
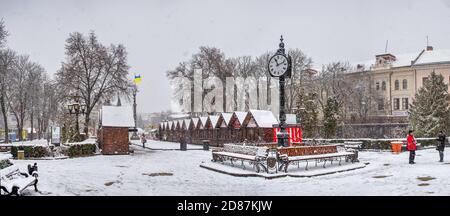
273, 127, 302, 145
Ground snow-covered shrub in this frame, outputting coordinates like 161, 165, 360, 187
10, 146, 48, 158
0, 157, 12, 169
67, 144, 96, 157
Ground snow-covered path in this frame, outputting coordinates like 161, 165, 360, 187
12, 140, 450, 196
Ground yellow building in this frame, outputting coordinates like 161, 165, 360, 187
348, 46, 450, 120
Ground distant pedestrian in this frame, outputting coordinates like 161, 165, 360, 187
179, 133, 187, 151
407, 130, 417, 164
436, 131, 446, 162
141, 133, 147, 148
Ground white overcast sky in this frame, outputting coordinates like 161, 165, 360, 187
1, 0, 450, 113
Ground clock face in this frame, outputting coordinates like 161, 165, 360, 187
268, 54, 289, 77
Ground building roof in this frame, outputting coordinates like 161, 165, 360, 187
199, 117, 208, 128
234, 111, 248, 124
207, 115, 220, 128
415, 49, 450, 65
220, 113, 233, 125
183, 119, 190, 129
286, 114, 297, 124
191, 118, 199, 129
350, 48, 450, 72
101, 106, 134, 127
249, 110, 278, 128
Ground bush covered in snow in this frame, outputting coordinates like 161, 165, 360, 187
0, 158, 12, 169
67, 144, 96, 157
11, 146, 48, 158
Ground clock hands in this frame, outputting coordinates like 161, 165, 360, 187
277, 60, 286, 66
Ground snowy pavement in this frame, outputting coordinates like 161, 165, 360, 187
11, 140, 450, 196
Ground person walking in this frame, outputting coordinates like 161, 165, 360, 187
407, 130, 417, 164
141, 133, 147, 149
436, 131, 446, 162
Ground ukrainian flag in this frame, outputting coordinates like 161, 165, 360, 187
134, 74, 142, 85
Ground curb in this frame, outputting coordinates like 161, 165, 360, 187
200, 162, 369, 179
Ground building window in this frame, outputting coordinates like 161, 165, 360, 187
393, 98, 400, 110
378, 98, 384, 111
376, 82, 380, 90
382, 81, 386, 91
403, 79, 407, 90
394, 80, 399, 90
402, 98, 409, 110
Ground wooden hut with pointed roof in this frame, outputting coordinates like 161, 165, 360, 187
203, 115, 220, 146
242, 110, 279, 142
189, 118, 200, 144
198, 116, 209, 143
215, 113, 233, 145
182, 119, 192, 143
227, 111, 249, 143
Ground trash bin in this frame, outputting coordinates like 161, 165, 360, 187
180, 142, 187, 151
391, 141, 402, 154
202, 140, 210, 151
17, 150, 25, 160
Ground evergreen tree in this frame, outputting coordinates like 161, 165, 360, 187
409, 71, 450, 137
297, 93, 318, 138
323, 97, 339, 138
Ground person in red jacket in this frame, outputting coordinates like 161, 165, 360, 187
407, 130, 417, 164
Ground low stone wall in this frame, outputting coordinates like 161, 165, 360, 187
336, 123, 409, 139
277, 145, 340, 156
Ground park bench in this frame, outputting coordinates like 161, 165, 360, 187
277, 145, 358, 172
0, 163, 39, 196
212, 144, 268, 173
344, 141, 362, 150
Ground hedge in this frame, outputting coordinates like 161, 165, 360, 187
11, 146, 48, 158
304, 138, 439, 150
67, 144, 96, 157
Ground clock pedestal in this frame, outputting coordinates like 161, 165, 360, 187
277, 75, 289, 147
268, 36, 291, 148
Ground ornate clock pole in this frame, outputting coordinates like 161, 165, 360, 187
268, 35, 292, 147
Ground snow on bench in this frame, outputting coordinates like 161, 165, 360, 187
212, 144, 268, 173
277, 145, 358, 172
0, 164, 39, 196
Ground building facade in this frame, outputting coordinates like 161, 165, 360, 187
348, 46, 450, 120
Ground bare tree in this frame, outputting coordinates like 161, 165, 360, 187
0, 19, 8, 48
285, 48, 313, 113
8, 55, 35, 141
0, 49, 16, 142
27, 63, 45, 140
230, 56, 258, 111
56, 32, 131, 137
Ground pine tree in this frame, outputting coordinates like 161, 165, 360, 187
409, 72, 450, 137
297, 93, 318, 138
323, 97, 339, 138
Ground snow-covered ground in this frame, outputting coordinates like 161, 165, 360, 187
10, 140, 450, 196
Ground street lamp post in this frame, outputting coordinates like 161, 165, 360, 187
130, 84, 139, 140
68, 95, 86, 141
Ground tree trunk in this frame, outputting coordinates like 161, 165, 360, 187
19, 116, 24, 141
84, 113, 90, 138
30, 110, 34, 140
0, 96, 8, 143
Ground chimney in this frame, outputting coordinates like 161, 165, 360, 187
426, 46, 433, 51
